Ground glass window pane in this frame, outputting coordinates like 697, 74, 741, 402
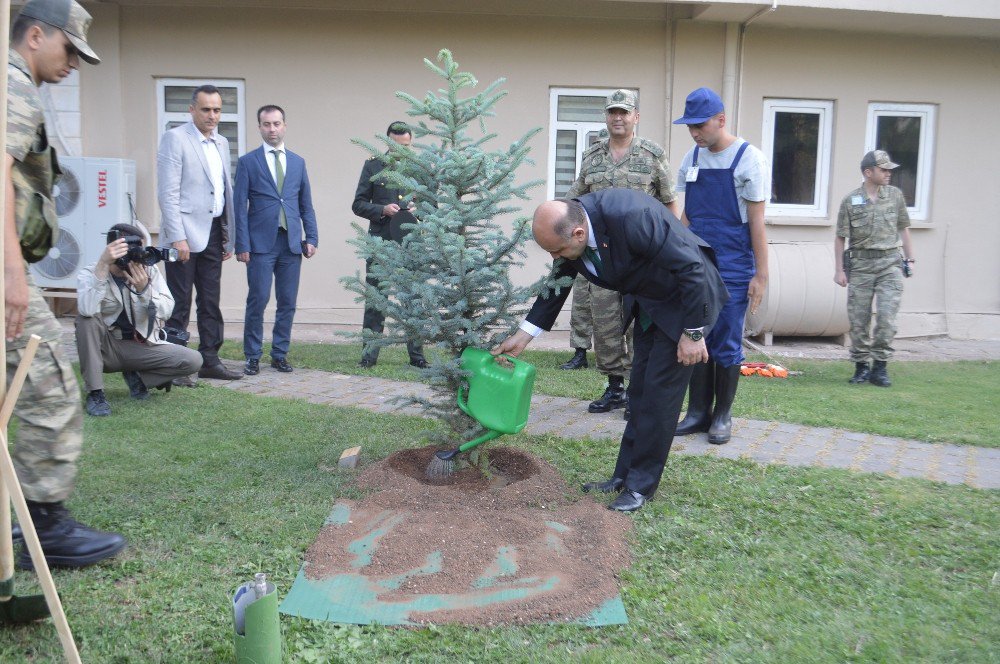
557, 96, 606, 123
586, 129, 606, 147
770, 111, 819, 205
218, 122, 239, 174
875, 115, 920, 207
165, 85, 239, 114
554, 130, 577, 198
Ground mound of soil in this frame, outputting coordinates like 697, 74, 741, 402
304, 446, 633, 625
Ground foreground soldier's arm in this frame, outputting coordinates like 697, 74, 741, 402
4, 154, 28, 341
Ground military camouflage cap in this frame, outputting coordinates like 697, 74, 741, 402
861, 149, 899, 171
606, 89, 637, 112
18, 0, 100, 65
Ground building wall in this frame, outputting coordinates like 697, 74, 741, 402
73, 4, 1000, 339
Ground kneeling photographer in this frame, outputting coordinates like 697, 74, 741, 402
76, 224, 203, 416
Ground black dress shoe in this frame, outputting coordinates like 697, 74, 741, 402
198, 363, 244, 380
409, 359, 429, 369
608, 490, 648, 513
16, 502, 126, 570
244, 358, 260, 375
560, 348, 588, 370
122, 371, 149, 400
358, 358, 376, 368
581, 477, 624, 494
270, 357, 293, 373
172, 375, 198, 388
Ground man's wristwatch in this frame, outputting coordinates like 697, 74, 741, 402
682, 328, 704, 342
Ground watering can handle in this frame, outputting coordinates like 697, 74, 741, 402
456, 383, 472, 417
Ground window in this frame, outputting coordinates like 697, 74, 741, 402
866, 103, 936, 220
156, 78, 246, 176
761, 99, 834, 218
547, 88, 622, 199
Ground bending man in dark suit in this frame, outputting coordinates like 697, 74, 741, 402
157, 84, 242, 382
495, 189, 728, 512
234, 104, 318, 375
351, 121, 427, 369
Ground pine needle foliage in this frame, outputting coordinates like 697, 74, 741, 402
343, 49, 552, 448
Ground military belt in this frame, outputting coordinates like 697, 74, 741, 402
846, 248, 899, 259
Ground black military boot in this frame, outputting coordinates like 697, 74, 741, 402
869, 360, 892, 387
707, 364, 741, 445
849, 361, 871, 384
560, 348, 588, 370
588, 375, 627, 413
675, 361, 715, 435
17, 502, 127, 570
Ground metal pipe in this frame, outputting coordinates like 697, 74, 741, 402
735, 1, 779, 133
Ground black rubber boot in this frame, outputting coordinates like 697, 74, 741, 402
707, 364, 741, 445
17, 502, 127, 570
869, 360, 891, 387
849, 361, 871, 384
675, 361, 715, 435
560, 348, 588, 370
588, 375, 627, 413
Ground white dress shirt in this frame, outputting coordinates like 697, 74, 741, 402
264, 143, 286, 188
200, 132, 226, 217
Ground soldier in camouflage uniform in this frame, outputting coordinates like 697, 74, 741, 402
5, 0, 126, 569
834, 150, 915, 387
562, 89, 679, 418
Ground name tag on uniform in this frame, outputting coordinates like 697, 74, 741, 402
851, 195, 865, 206
685, 166, 699, 183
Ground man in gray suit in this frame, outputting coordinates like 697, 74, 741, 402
157, 84, 242, 382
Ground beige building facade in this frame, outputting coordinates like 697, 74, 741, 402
21, 0, 1000, 340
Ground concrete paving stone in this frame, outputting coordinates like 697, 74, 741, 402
896, 465, 933, 479
556, 420, 612, 440
713, 439, 754, 460
929, 465, 967, 485
863, 444, 899, 460
524, 418, 570, 436
857, 457, 896, 473
821, 452, 861, 468
840, 431, 870, 443
747, 446, 784, 463
774, 422, 805, 434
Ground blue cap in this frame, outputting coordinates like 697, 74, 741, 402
673, 87, 725, 125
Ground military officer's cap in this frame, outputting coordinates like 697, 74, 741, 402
861, 150, 899, 171
605, 89, 638, 112
18, 0, 100, 65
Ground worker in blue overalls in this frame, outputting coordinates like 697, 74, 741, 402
672, 88, 770, 444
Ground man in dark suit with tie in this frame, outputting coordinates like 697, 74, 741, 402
234, 105, 318, 375
495, 189, 728, 511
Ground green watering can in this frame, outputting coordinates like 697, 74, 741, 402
434, 347, 536, 461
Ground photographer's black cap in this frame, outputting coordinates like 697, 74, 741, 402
18, 0, 101, 65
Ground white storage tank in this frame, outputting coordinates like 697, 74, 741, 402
744, 242, 849, 343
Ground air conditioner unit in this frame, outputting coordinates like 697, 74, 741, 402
30, 157, 137, 289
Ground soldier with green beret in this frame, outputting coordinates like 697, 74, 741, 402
5, 0, 126, 569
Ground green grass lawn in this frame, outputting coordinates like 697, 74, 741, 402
1, 380, 997, 662
220, 341, 999, 448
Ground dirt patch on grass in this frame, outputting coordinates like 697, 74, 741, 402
304, 445, 633, 625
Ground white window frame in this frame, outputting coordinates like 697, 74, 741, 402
547, 87, 617, 200
865, 102, 936, 221
761, 98, 834, 218
155, 77, 246, 175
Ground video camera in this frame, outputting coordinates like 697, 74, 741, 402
106, 229, 179, 269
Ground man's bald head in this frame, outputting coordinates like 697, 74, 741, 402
532, 199, 587, 260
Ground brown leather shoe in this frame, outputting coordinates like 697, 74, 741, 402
198, 363, 244, 380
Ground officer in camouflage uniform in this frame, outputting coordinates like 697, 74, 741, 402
834, 150, 915, 387
562, 89, 679, 418
5, 0, 125, 569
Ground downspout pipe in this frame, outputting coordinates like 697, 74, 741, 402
724, 0, 778, 134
